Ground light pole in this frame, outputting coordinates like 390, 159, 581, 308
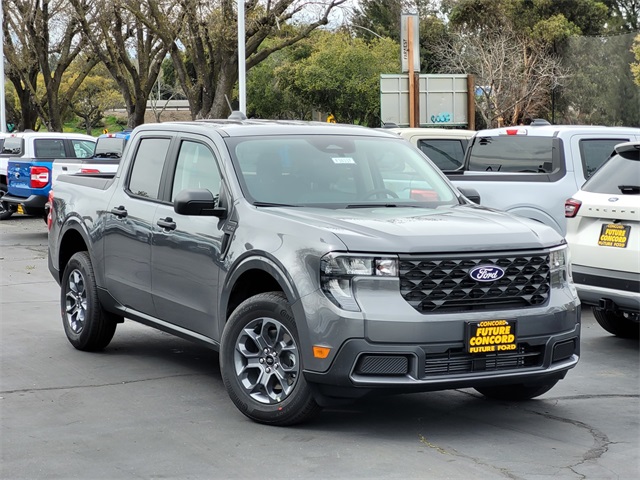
238, 0, 246, 115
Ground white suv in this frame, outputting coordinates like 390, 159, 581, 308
565, 141, 640, 338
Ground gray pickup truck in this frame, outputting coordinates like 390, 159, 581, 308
48, 119, 580, 425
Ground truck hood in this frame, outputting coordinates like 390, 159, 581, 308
265, 204, 563, 253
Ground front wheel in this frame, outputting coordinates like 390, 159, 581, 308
593, 307, 639, 339
61, 252, 119, 351
475, 380, 559, 401
220, 292, 321, 426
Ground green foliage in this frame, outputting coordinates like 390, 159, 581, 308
283, 32, 401, 127
248, 32, 401, 127
560, 33, 640, 127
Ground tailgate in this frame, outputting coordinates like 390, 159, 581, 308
8, 159, 52, 198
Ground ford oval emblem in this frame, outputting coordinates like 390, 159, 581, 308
469, 265, 505, 282
608, 197, 619, 202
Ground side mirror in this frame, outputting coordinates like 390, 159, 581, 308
174, 189, 226, 217
458, 187, 481, 204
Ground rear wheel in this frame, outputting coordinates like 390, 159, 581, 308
221, 292, 322, 426
61, 252, 119, 351
0, 185, 13, 220
593, 307, 639, 339
475, 380, 559, 401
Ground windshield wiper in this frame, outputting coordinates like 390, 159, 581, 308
346, 203, 407, 208
618, 185, 640, 194
253, 201, 299, 207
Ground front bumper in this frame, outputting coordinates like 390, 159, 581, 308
296, 276, 580, 402
304, 322, 580, 402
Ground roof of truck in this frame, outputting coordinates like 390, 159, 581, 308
476, 124, 640, 138
133, 118, 396, 139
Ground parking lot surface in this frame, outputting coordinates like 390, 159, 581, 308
1, 216, 639, 480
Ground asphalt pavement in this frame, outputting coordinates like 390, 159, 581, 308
1, 215, 638, 480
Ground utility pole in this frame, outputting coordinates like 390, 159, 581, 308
0, 0, 7, 133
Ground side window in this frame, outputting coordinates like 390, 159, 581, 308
71, 140, 95, 159
34, 139, 66, 158
417, 139, 466, 171
128, 138, 171, 199
171, 141, 221, 201
579, 139, 628, 178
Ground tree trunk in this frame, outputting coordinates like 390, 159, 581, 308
209, 62, 237, 118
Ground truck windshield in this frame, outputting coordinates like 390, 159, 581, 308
226, 135, 458, 207
94, 137, 126, 158
467, 136, 559, 173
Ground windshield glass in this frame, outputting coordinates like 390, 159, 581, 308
225, 135, 458, 207
94, 137, 126, 157
468, 136, 559, 173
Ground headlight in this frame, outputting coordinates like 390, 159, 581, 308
550, 245, 569, 287
320, 253, 399, 311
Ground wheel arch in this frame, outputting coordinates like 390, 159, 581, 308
55, 218, 92, 283
219, 254, 303, 338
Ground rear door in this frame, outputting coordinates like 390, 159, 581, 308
103, 133, 175, 316
150, 134, 226, 338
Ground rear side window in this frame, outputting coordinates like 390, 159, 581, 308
417, 139, 466, 171
579, 138, 629, 178
467, 136, 558, 173
34, 139, 66, 158
582, 147, 640, 194
128, 138, 171, 200
71, 139, 95, 159
1, 137, 24, 155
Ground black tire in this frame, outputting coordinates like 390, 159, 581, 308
220, 292, 322, 426
475, 380, 559, 401
61, 252, 119, 351
0, 185, 13, 220
593, 307, 639, 339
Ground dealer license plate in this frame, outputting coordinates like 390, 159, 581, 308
466, 320, 517, 354
598, 223, 630, 248
17, 205, 25, 215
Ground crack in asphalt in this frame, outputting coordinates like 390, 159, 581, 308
526, 408, 611, 476
0, 373, 206, 395
455, 389, 625, 477
417, 433, 523, 479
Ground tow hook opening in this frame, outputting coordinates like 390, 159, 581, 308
596, 298, 618, 314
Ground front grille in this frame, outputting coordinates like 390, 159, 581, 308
424, 344, 544, 377
399, 253, 550, 313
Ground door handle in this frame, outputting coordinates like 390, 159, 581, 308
110, 206, 128, 218
157, 217, 176, 231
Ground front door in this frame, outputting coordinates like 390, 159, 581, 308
151, 136, 226, 338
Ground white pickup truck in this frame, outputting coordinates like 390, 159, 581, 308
0, 132, 96, 220
448, 125, 640, 235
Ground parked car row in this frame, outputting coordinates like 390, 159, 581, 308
391, 125, 639, 339
0, 130, 130, 221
